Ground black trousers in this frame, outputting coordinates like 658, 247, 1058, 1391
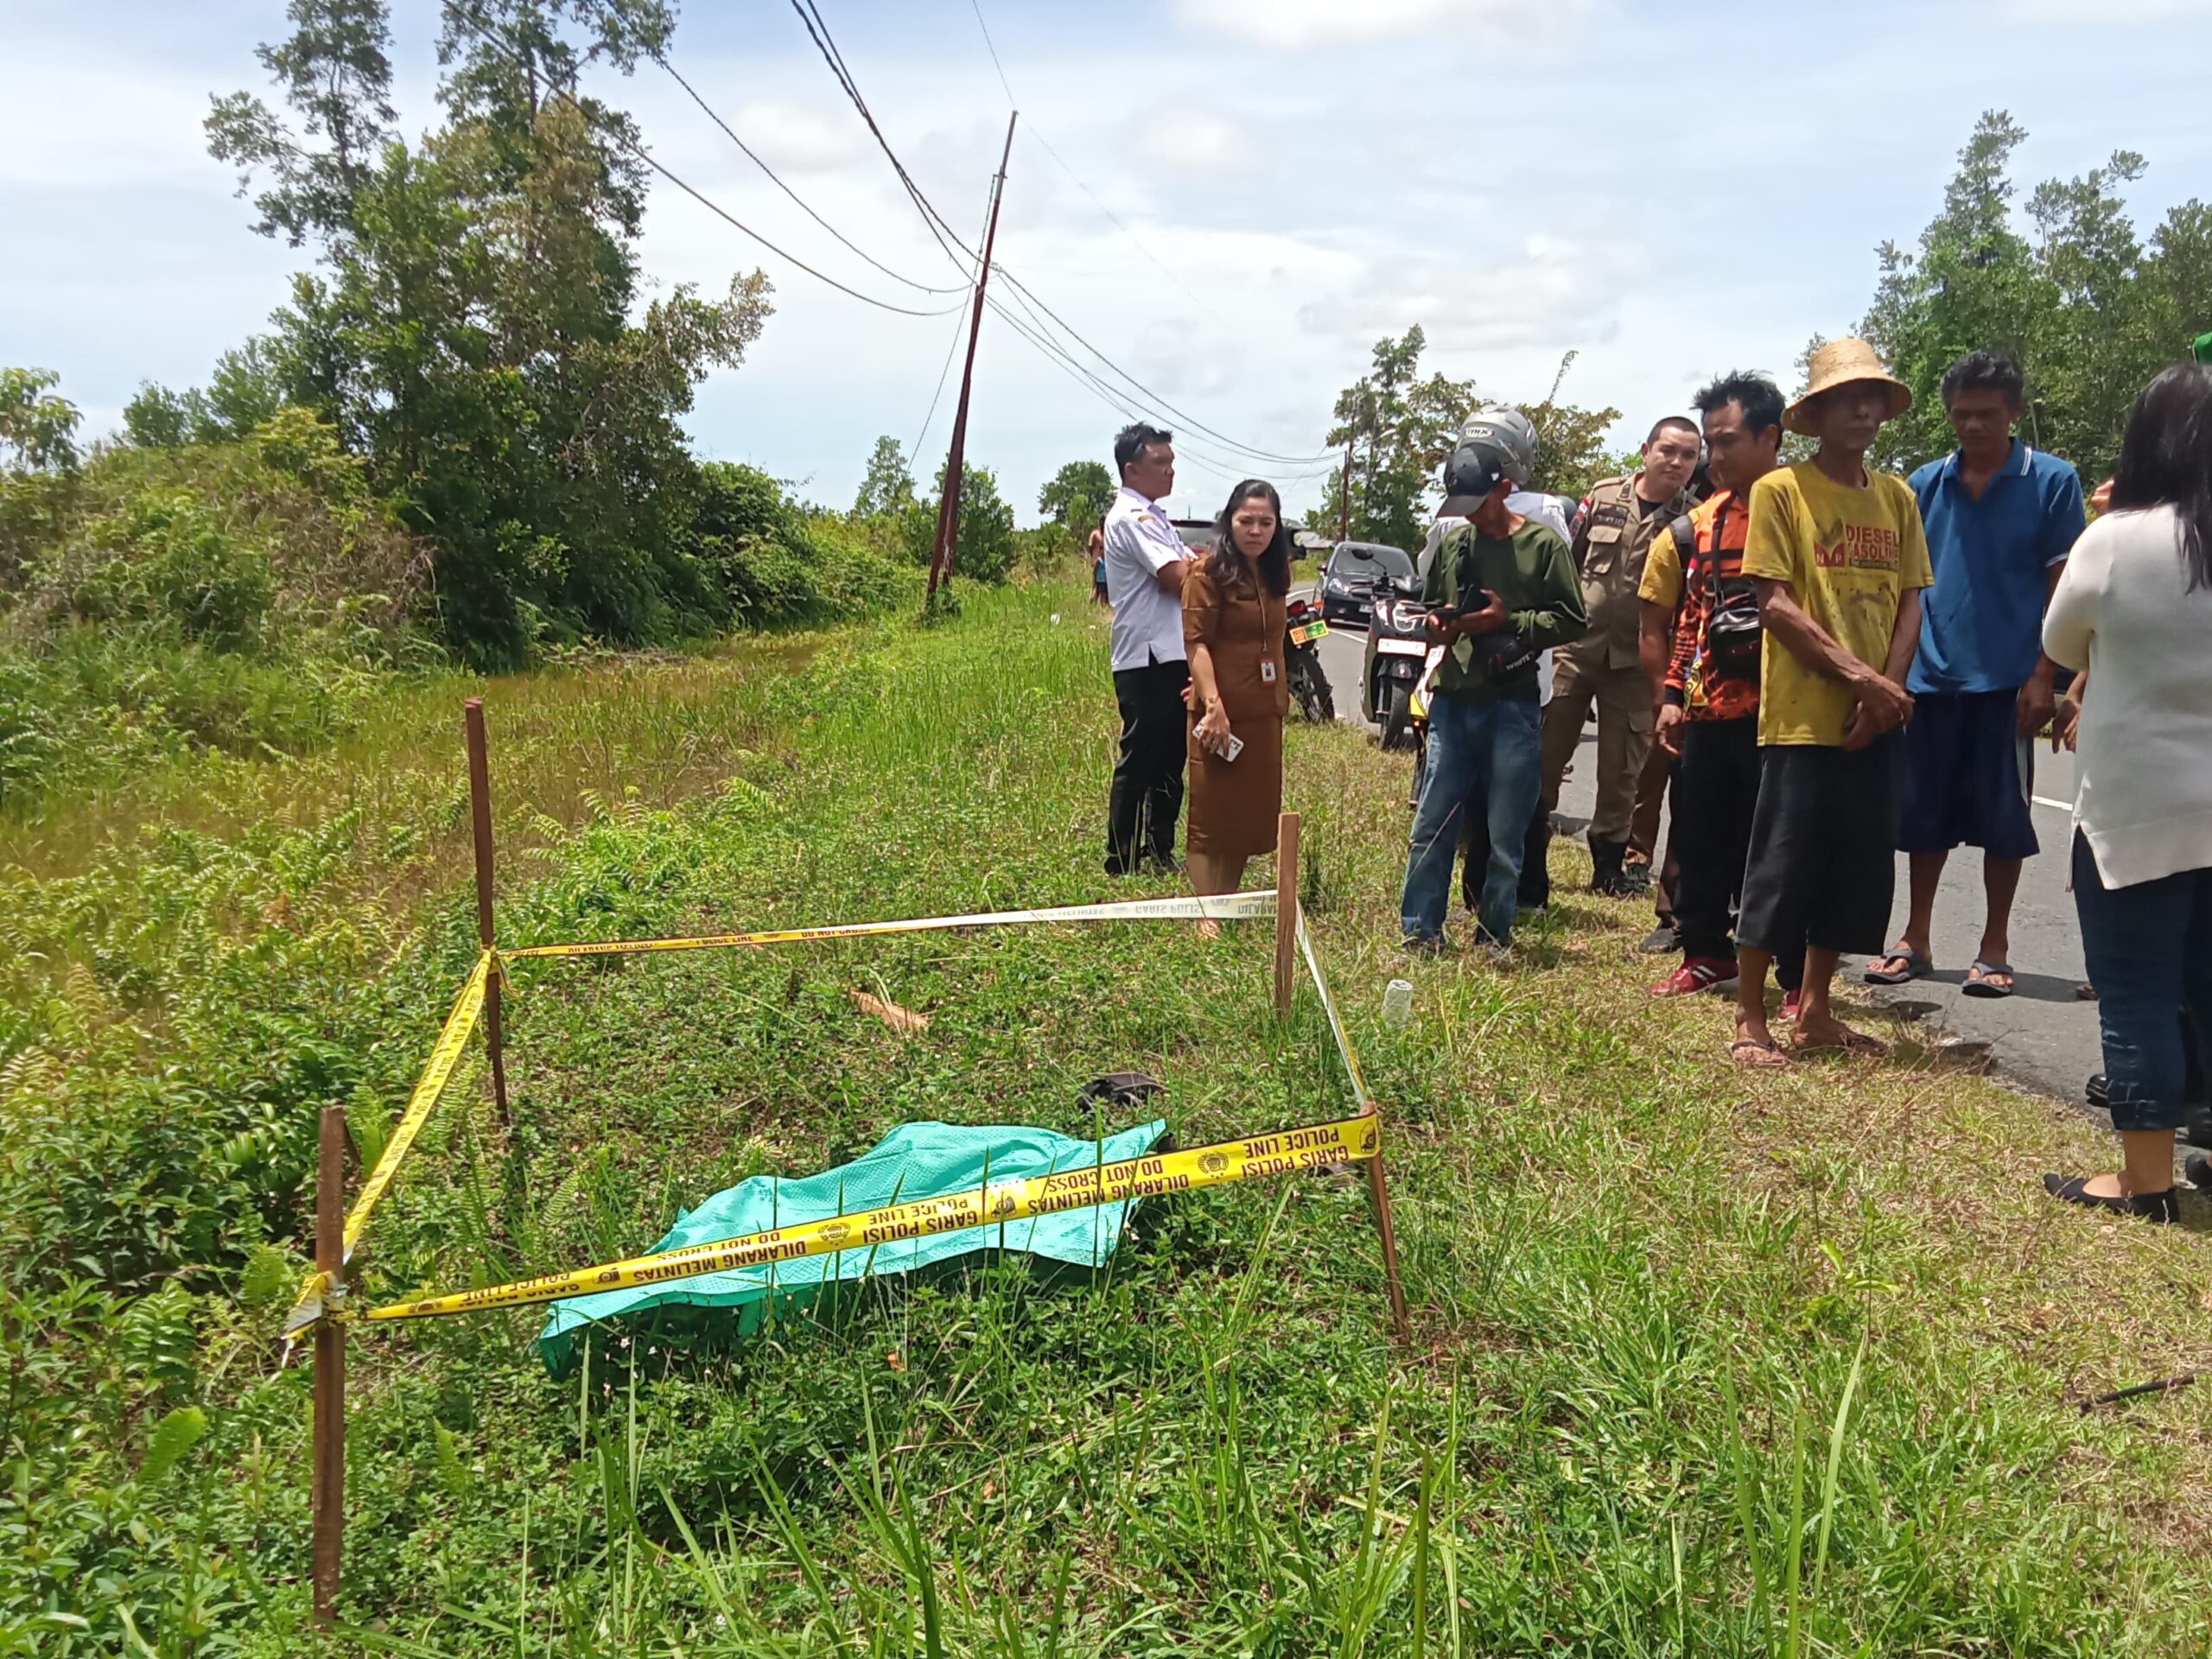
1107, 658, 1190, 870
1675, 717, 1802, 988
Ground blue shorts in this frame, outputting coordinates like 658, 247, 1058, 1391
1898, 690, 2038, 860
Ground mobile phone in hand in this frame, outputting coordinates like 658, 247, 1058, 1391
1223, 734, 1245, 762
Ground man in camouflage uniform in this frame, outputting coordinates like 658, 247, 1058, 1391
1537, 418, 1703, 894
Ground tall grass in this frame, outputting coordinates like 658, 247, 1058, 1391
4, 579, 2209, 1656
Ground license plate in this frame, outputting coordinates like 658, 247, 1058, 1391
1289, 621, 1327, 645
1376, 637, 1427, 657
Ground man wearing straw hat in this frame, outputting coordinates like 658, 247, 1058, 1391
1730, 339, 1933, 1067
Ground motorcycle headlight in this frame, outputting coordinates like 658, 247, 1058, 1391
1387, 600, 1423, 632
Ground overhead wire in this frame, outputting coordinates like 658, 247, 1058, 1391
966, 0, 1241, 336
526, 73, 965, 319
641, 43, 968, 296
626, 140, 968, 318
785, 0, 1338, 470
912, 188, 995, 464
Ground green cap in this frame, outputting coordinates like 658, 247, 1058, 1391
2195, 329, 2212, 365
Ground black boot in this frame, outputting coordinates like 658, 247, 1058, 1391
1518, 817, 1552, 914
1588, 835, 1631, 897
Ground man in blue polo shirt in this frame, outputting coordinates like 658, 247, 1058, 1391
1865, 351, 2084, 998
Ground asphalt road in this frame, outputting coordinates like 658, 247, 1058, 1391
1307, 613, 2101, 1107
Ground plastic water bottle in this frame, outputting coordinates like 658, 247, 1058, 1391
1382, 979, 1414, 1028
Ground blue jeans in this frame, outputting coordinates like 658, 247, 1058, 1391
1401, 692, 1542, 945
2072, 834, 2212, 1133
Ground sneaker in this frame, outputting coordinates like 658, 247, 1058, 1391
1400, 932, 1456, 958
1637, 925, 1679, 955
1651, 957, 1739, 997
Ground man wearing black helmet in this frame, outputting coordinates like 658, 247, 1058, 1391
1400, 411, 1588, 956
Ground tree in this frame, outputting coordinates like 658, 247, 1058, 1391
1858, 111, 2209, 482
1318, 327, 1482, 550
205, 0, 772, 664
1037, 460, 1114, 531
853, 435, 915, 518
899, 461, 1015, 585
125, 340, 296, 449
0, 369, 83, 474
1521, 353, 1622, 504
1317, 336, 1618, 537
206, 0, 398, 245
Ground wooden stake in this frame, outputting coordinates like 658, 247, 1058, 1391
311, 1103, 346, 1630
1363, 1145, 1412, 1343
463, 698, 509, 1122
1274, 811, 1300, 1017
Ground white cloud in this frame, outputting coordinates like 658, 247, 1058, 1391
724, 97, 869, 175
1177, 0, 1532, 48
1296, 232, 1637, 359
1136, 110, 1253, 177
0, 58, 225, 189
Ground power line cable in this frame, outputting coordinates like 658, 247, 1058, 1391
627, 137, 968, 317
643, 46, 967, 296
913, 188, 995, 463
965, 0, 1242, 337
967, 0, 1017, 106
789, 0, 1335, 467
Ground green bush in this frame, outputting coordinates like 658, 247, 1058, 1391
688, 462, 913, 627
0, 410, 427, 805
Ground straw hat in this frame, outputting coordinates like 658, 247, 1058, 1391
1783, 337, 1913, 435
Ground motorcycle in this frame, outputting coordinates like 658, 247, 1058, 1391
1360, 593, 1432, 750
1284, 595, 1336, 724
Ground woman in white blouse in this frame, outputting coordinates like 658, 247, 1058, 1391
2040, 363, 2212, 1222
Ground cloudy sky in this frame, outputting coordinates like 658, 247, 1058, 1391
5, 0, 2209, 523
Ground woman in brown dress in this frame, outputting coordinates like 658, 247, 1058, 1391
1185, 480, 1292, 926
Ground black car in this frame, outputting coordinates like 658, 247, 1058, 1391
1318, 541, 1415, 628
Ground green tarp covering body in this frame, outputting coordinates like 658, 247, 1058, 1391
534, 1117, 1167, 1372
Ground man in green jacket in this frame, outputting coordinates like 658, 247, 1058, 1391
1400, 410, 1588, 954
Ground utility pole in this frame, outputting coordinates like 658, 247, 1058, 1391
1338, 439, 1352, 543
925, 111, 1019, 613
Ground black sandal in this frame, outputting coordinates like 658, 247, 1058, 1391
2043, 1173, 2177, 1224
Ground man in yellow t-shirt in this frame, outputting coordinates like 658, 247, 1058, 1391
1731, 339, 1932, 1067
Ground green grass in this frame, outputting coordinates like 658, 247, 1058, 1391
4, 577, 2211, 1656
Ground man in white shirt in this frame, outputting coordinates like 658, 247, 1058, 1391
1101, 423, 1192, 874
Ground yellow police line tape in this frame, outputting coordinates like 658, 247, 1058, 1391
282, 951, 492, 1336
365, 1113, 1380, 1324
283, 887, 1304, 1336
1297, 912, 1374, 1114
502, 889, 1278, 960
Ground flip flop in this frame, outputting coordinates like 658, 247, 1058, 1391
1731, 1037, 1789, 1069
1792, 1024, 1891, 1058
1961, 959, 2015, 999
1863, 947, 1933, 985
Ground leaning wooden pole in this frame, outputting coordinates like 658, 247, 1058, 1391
463, 698, 509, 1123
1274, 811, 1300, 1017
311, 1103, 346, 1630
1364, 1137, 1412, 1343
924, 109, 1019, 613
